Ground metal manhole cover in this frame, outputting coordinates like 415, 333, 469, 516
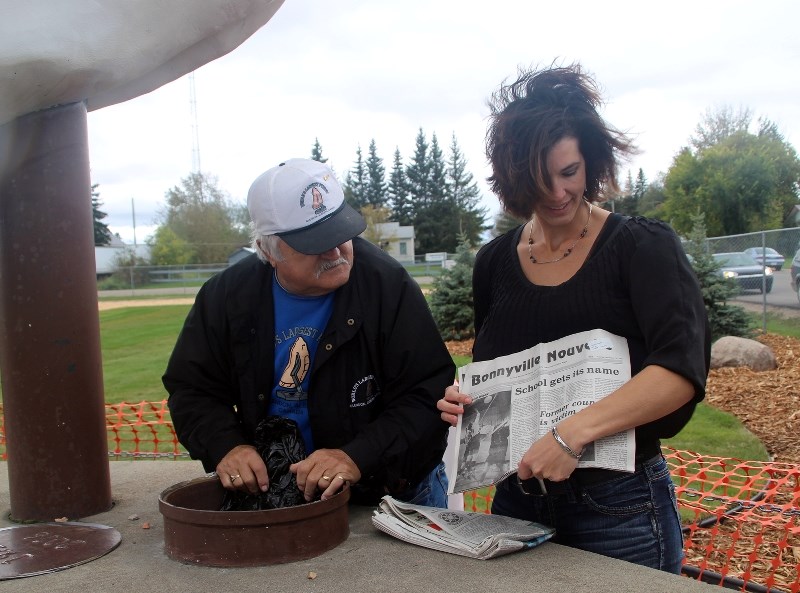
0, 522, 121, 580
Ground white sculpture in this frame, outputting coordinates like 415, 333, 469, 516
0, 0, 285, 125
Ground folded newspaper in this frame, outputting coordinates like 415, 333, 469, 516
372, 496, 554, 559
449, 328, 635, 495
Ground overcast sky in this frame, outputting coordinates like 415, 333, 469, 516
86, 0, 800, 244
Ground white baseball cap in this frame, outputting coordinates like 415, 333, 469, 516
247, 158, 366, 255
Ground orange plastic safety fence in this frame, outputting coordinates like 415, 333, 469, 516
460, 448, 799, 592
1, 404, 799, 591
0, 400, 189, 460
104, 400, 189, 459
664, 447, 799, 592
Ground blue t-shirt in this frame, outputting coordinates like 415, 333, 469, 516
269, 273, 334, 453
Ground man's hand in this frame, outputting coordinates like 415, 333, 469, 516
215, 444, 269, 494
290, 449, 361, 502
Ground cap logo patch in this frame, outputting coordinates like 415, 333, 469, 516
300, 182, 329, 217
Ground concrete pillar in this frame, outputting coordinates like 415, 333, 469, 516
0, 101, 112, 521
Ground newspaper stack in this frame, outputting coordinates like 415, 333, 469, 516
371, 496, 554, 559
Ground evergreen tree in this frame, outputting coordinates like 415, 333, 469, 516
683, 212, 752, 341
633, 168, 647, 200
406, 128, 431, 209
343, 145, 367, 209
491, 209, 525, 237
310, 138, 327, 163
446, 133, 489, 247
363, 139, 387, 208
92, 184, 113, 246
414, 133, 455, 253
428, 133, 448, 203
388, 147, 413, 225
429, 234, 475, 341
638, 174, 667, 219
611, 169, 639, 216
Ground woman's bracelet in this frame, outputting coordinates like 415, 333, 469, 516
551, 426, 583, 460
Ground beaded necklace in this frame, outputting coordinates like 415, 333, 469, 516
527, 200, 593, 265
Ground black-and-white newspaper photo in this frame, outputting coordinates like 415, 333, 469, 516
449, 329, 635, 494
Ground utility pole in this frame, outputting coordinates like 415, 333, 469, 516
131, 197, 137, 247
189, 72, 201, 173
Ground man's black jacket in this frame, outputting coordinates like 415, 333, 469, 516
164, 238, 454, 495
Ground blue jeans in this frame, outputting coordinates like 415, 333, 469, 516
491, 455, 684, 573
393, 461, 449, 508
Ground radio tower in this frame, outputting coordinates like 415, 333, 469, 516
189, 72, 201, 173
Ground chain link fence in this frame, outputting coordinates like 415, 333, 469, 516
706, 227, 800, 263
704, 227, 800, 330
97, 230, 800, 324
97, 259, 452, 296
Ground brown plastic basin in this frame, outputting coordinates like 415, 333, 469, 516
158, 475, 350, 567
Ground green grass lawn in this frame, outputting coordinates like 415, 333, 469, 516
92, 305, 773, 460
0, 303, 780, 465
100, 305, 191, 404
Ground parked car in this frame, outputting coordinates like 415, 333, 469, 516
712, 252, 774, 293
743, 247, 785, 271
790, 248, 800, 304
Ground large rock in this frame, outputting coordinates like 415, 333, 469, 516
711, 336, 777, 371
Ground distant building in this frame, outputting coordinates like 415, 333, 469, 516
370, 222, 415, 263
225, 224, 416, 268
95, 238, 150, 278
228, 247, 255, 266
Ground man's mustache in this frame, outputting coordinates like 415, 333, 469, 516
315, 257, 349, 278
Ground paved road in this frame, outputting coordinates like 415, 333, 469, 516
98, 273, 800, 318
731, 268, 799, 313
98, 286, 201, 298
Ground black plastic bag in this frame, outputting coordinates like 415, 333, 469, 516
220, 416, 308, 511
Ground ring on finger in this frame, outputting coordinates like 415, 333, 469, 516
321, 475, 331, 481
229, 474, 240, 482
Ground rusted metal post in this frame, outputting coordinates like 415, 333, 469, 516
0, 101, 112, 521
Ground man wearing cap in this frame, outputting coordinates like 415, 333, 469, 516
164, 158, 455, 508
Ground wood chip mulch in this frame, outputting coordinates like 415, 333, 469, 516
706, 333, 800, 463
446, 334, 800, 463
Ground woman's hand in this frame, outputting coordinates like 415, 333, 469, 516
437, 381, 472, 426
517, 428, 579, 483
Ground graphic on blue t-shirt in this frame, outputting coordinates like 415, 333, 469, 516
277, 336, 310, 399
269, 273, 334, 454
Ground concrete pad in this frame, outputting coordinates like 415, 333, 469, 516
0, 461, 714, 592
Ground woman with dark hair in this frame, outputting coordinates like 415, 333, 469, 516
438, 63, 710, 573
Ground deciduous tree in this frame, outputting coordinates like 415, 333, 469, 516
154, 171, 249, 264
662, 107, 800, 236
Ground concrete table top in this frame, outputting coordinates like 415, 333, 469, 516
0, 461, 714, 592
